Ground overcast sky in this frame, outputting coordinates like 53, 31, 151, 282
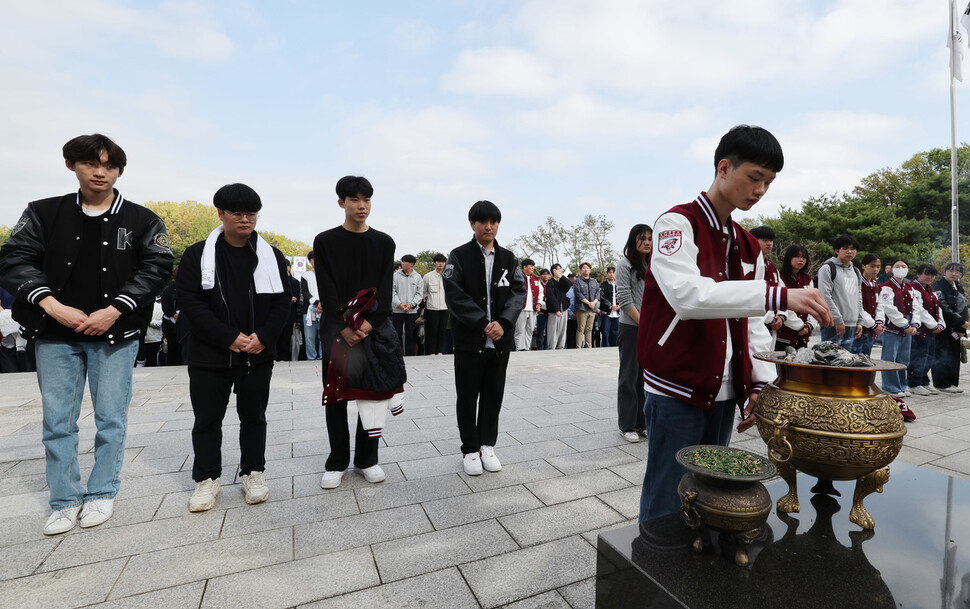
1, 0, 967, 261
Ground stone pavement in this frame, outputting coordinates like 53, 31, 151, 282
1, 347, 969, 609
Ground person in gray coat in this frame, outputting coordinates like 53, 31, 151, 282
615, 224, 652, 443
391, 254, 423, 355
817, 234, 864, 350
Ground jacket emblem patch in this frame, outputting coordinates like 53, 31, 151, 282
657, 230, 682, 256
443, 264, 455, 279
11, 214, 30, 236
117, 228, 133, 250
497, 269, 510, 287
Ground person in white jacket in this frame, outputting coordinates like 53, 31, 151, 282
391, 254, 423, 356
877, 258, 932, 398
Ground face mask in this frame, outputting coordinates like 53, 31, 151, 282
893, 268, 908, 279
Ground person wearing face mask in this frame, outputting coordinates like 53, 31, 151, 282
877, 258, 928, 399
932, 262, 969, 393
907, 264, 944, 395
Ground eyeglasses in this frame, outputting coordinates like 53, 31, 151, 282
226, 211, 258, 220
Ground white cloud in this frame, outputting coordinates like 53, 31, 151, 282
150, 1, 234, 62
393, 19, 438, 54
443, 47, 561, 98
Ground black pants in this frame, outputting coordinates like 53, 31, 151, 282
162, 320, 181, 366
933, 334, 962, 388
189, 362, 273, 481
276, 322, 295, 361
617, 323, 645, 432
392, 312, 416, 356
319, 323, 380, 471
454, 349, 508, 455
424, 310, 448, 355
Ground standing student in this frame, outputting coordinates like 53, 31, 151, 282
177, 184, 290, 511
0, 134, 173, 534
775, 244, 819, 352
573, 262, 600, 348
615, 224, 651, 443
301, 251, 322, 360
636, 125, 831, 522
599, 267, 621, 347
878, 258, 929, 398
422, 253, 449, 355
392, 254, 423, 356
544, 264, 571, 349
850, 253, 885, 357
933, 263, 969, 393
444, 200, 525, 475
513, 259, 544, 351
314, 176, 397, 489
908, 264, 944, 395
817, 234, 863, 350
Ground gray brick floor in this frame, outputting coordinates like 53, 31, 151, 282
2, 347, 969, 608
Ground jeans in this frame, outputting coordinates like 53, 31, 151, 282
639, 393, 736, 522
305, 318, 322, 360
850, 334, 875, 357
908, 333, 935, 387
880, 332, 912, 393
820, 326, 854, 350
601, 316, 619, 347
36, 338, 138, 510
535, 313, 548, 350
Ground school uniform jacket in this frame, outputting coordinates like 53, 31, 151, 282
911, 282, 944, 337
443, 238, 526, 355
637, 192, 785, 411
878, 278, 926, 336
775, 272, 819, 348
0, 191, 173, 343
858, 277, 883, 336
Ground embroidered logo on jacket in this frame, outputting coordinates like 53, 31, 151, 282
657, 230, 682, 256
117, 228, 133, 250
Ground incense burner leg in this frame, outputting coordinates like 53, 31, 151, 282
734, 528, 760, 567
774, 458, 800, 514
850, 466, 890, 530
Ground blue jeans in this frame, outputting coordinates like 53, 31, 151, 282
850, 334, 875, 357
908, 333, 935, 387
639, 392, 736, 522
36, 339, 138, 509
880, 332, 911, 393
601, 316, 619, 347
820, 326, 854, 350
305, 318, 321, 360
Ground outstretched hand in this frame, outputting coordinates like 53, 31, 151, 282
786, 288, 833, 327
737, 392, 759, 433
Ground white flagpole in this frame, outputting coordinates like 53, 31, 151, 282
951, 0, 963, 263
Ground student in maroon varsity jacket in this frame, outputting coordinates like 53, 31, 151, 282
907, 264, 944, 395
636, 125, 832, 522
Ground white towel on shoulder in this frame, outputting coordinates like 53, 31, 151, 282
200, 226, 284, 294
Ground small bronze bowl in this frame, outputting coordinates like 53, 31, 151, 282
676, 445, 777, 566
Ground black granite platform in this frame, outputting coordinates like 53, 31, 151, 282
596, 461, 970, 608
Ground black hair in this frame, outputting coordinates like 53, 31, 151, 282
551, 263, 562, 271
860, 253, 880, 266
468, 200, 502, 223
539, 268, 550, 275
945, 262, 965, 274
915, 264, 938, 276
521, 258, 535, 268
780, 244, 810, 282
433, 253, 447, 263
891, 258, 909, 268
579, 262, 591, 270
213, 183, 262, 212
307, 250, 314, 262
832, 234, 861, 251
606, 266, 615, 273
335, 176, 374, 200
622, 223, 652, 281
749, 226, 775, 240
63, 134, 127, 173
714, 125, 784, 173
401, 254, 416, 264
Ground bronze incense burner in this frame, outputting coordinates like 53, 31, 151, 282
753, 352, 906, 529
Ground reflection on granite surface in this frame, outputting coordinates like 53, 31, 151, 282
596, 461, 970, 609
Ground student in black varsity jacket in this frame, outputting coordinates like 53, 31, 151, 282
177, 184, 290, 513
0, 134, 173, 536
444, 200, 526, 476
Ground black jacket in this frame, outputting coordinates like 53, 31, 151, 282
934, 277, 969, 335
544, 276, 572, 313
599, 279, 616, 314
443, 238, 525, 354
176, 232, 291, 368
0, 191, 173, 343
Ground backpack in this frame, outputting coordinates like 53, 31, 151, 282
813, 260, 862, 288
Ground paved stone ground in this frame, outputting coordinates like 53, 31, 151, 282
1, 347, 969, 608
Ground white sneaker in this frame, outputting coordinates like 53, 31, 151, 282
892, 391, 909, 398
355, 465, 386, 484
480, 446, 502, 472
44, 505, 81, 536
320, 470, 345, 489
241, 472, 270, 504
926, 386, 941, 394
622, 431, 640, 443
462, 453, 483, 476
942, 386, 965, 393
189, 478, 221, 512
910, 386, 931, 396
79, 498, 114, 528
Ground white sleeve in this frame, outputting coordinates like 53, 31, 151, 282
878, 286, 908, 329
913, 291, 934, 329
652, 213, 771, 320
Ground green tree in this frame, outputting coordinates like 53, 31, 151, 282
144, 201, 219, 265
0, 225, 10, 248
259, 232, 312, 258
414, 249, 443, 276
